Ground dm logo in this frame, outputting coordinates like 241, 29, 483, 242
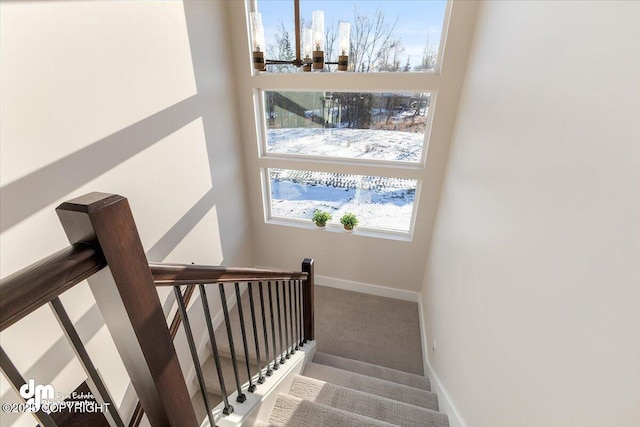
19, 379, 54, 412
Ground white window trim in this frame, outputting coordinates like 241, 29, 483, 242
230, 0, 477, 245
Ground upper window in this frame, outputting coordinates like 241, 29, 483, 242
256, 0, 448, 73
263, 90, 431, 163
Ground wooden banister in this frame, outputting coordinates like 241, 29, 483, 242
149, 262, 307, 285
0, 243, 105, 331
1, 190, 316, 427
56, 192, 198, 427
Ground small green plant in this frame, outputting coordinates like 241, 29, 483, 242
340, 213, 359, 231
311, 210, 332, 228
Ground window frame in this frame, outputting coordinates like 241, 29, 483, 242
245, 0, 454, 241
256, 89, 438, 168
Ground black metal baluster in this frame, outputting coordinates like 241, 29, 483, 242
174, 286, 215, 427
234, 283, 256, 392
199, 285, 233, 415
288, 280, 296, 354
293, 280, 299, 351
49, 297, 125, 427
275, 281, 286, 364
220, 283, 246, 403
248, 283, 265, 384
259, 282, 273, 376
283, 280, 291, 359
299, 279, 305, 346
0, 347, 57, 427
267, 281, 279, 370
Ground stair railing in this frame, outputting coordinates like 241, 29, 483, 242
0, 193, 315, 427
145, 260, 313, 426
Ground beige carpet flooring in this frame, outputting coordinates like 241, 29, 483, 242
314, 285, 424, 376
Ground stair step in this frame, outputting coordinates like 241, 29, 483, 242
267, 393, 396, 427
288, 374, 449, 427
201, 354, 259, 396
313, 352, 431, 391
303, 362, 439, 411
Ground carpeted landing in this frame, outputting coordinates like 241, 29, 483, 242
252, 286, 447, 426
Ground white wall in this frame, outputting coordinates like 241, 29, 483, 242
0, 1, 252, 425
422, 1, 640, 426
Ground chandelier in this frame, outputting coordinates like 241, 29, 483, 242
250, 0, 351, 72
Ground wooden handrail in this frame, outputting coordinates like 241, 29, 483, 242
149, 262, 308, 285
0, 243, 105, 331
1, 192, 314, 427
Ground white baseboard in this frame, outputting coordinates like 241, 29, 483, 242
417, 298, 468, 427
316, 275, 420, 303
424, 360, 468, 427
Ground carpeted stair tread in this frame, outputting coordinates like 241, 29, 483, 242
303, 362, 439, 411
267, 393, 397, 427
313, 352, 430, 391
288, 374, 448, 427
202, 354, 258, 396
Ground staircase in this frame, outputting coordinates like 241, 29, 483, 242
192, 285, 449, 427
253, 352, 448, 427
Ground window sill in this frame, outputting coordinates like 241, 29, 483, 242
265, 217, 413, 242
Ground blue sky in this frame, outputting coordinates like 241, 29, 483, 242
257, 0, 447, 68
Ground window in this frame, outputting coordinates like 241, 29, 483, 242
263, 91, 431, 164
269, 168, 418, 232
247, 0, 452, 238
257, 0, 448, 73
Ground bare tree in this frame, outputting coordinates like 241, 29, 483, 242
350, 6, 399, 72
324, 21, 339, 71
414, 35, 438, 71
377, 39, 404, 72
267, 21, 295, 72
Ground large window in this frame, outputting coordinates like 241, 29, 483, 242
249, 0, 452, 238
263, 91, 431, 163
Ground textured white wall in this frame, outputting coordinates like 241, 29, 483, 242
422, 1, 640, 426
0, 1, 252, 425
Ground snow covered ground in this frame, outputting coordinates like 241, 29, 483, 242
271, 180, 415, 232
267, 128, 423, 232
266, 128, 424, 162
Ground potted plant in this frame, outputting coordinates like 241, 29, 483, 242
339, 213, 359, 232
311, 210, 332, 229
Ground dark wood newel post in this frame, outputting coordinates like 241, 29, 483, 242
301, 258, 314, 341
56, 193, 198, 427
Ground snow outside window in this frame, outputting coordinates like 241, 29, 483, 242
263, 91, 431, 164
269, 168, 418, 233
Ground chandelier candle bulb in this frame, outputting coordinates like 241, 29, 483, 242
338, 22, 351, 71
250, 12, 266, 71
303, 28, 313, 72
312, 10, 325, 69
